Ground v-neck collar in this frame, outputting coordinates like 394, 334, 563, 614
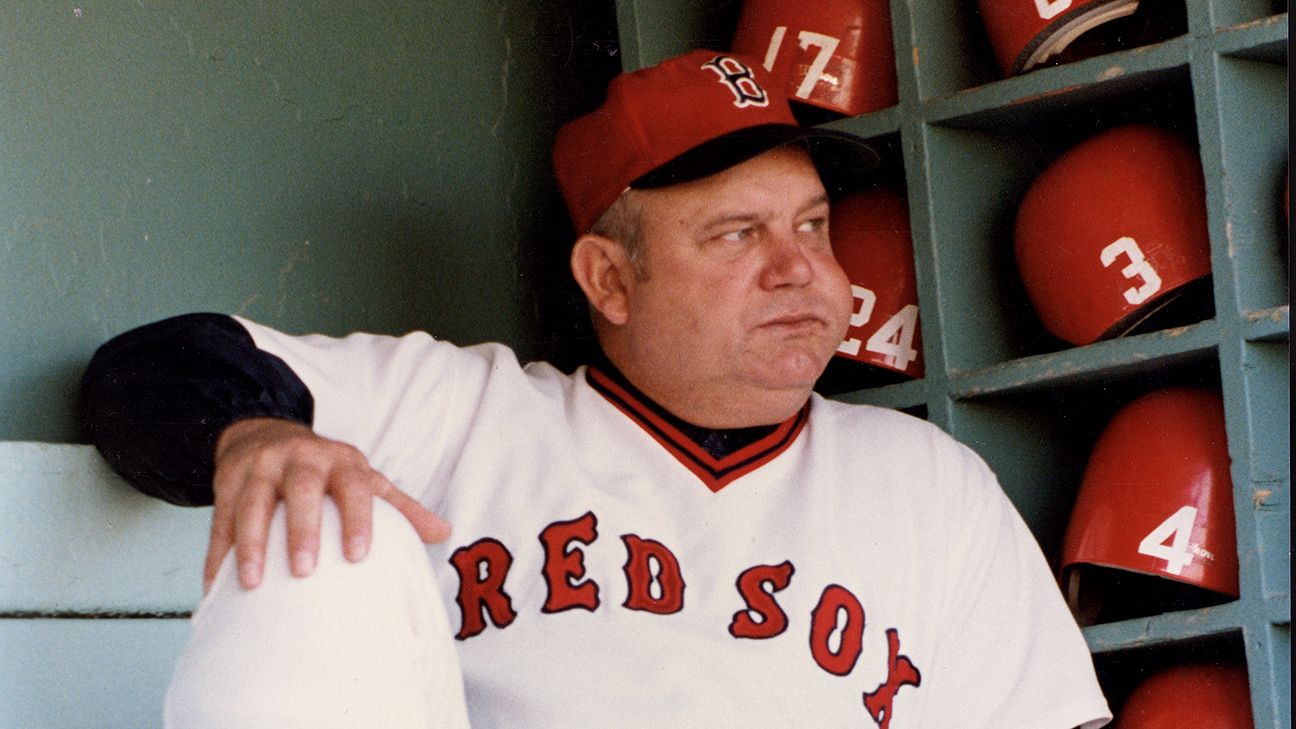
585, 363, 810, 493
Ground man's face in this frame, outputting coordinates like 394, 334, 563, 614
620, 145, 853, 416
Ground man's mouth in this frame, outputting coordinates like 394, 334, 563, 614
760, 313, 826, 332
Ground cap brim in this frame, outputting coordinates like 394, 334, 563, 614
630, 123, 880, 197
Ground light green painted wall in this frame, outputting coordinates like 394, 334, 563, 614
1, 1, 618, 442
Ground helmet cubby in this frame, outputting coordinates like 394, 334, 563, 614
603, 0, 1288, 723
1208, 0, 1288, 29
813, 131, 928, 397
907, 0, 1189, 99
941, 350, 1223, 575
1237, 339, 1290, 605
921, 66, 1209, 372
1211, 48, 1289, 316
1091, 631, 1252, 726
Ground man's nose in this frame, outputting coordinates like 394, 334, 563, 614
759, 230, 814, 289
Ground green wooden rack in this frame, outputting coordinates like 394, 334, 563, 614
613, 0, 1289, 724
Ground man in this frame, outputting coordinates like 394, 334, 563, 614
81, 50, 1112, 728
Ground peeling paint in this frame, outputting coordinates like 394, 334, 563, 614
1096, 66, 1124, 82
1009, 84, 1083, 107
1252, 489, 1274, 509
1245, 304, 1289, 323
1228, 13, 1289, 32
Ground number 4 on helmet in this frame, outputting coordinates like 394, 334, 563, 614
1060, 387, 1239, 624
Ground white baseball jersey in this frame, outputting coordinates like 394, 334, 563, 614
238, 317, 1112, 729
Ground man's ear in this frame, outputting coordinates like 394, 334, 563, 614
570, 234, 635, 326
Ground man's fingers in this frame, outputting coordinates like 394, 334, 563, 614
378, 479, 452, 544
282, 464, 326, 578
233, 485, 277, 589
206, 418, 441, 585
334, 476, 375, 562
203, 504, 236, 594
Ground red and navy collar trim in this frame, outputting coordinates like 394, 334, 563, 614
586, 365, 809, 493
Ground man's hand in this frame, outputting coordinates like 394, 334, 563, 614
205, 417, 451, 592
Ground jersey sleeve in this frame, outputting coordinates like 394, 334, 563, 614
79, 313, 315, 506
81, 313, 503, 510
231, 316, 505, 507
923, 443, 1112, 729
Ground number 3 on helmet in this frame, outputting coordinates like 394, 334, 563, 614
1014, 124, 1212, 346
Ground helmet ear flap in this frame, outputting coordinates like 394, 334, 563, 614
1064, 568, 1099, 627
731, 0, 898, 116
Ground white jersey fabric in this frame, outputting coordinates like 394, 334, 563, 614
167, 500, 471, 729
200, 317, 1112, 728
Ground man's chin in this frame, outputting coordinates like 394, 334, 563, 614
747, 350, 834, 393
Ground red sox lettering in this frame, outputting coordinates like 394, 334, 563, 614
448, 511, 923, 727
729, 561, 794, 639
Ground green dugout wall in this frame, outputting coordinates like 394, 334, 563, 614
1, 1, 1289, 726
1, 1, 614, 443
1, 2, 615, 725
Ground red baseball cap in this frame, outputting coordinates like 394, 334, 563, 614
554, 49, 879, 234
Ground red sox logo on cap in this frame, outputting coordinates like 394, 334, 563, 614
553, 49, 878, 234
701, 55, 770, 108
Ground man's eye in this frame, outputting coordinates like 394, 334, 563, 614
721, 227, 754, 242
797, 217, 828, 234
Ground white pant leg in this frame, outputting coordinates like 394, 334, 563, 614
164, 499, 470, 729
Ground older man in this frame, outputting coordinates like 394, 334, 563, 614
82, 50, 1111, 728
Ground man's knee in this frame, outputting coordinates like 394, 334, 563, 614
165, 498, 451, 728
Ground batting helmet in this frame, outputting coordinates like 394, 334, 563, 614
977, 0, 1140, 76
1014, 124, 1212, 346
830, 185, 923, 378
1113, 664, 1252, 729
730, 0, 897, 116
1061, 387, 1239, 619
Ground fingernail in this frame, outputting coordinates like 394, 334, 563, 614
345, 536, 369, 562
291, 550, 316, 577
239, 560, 262, 589
433, 516, 452, 541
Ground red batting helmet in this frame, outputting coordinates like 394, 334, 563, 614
830, 186, 923, 378
1113, 664, 1252, 729
977, 0, 1140, 76
1014, 124, 1212, 346
730, 0, 897, 116
1061, 387, 1239, 616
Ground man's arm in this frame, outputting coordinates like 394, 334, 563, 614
79, 313, 449, 591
